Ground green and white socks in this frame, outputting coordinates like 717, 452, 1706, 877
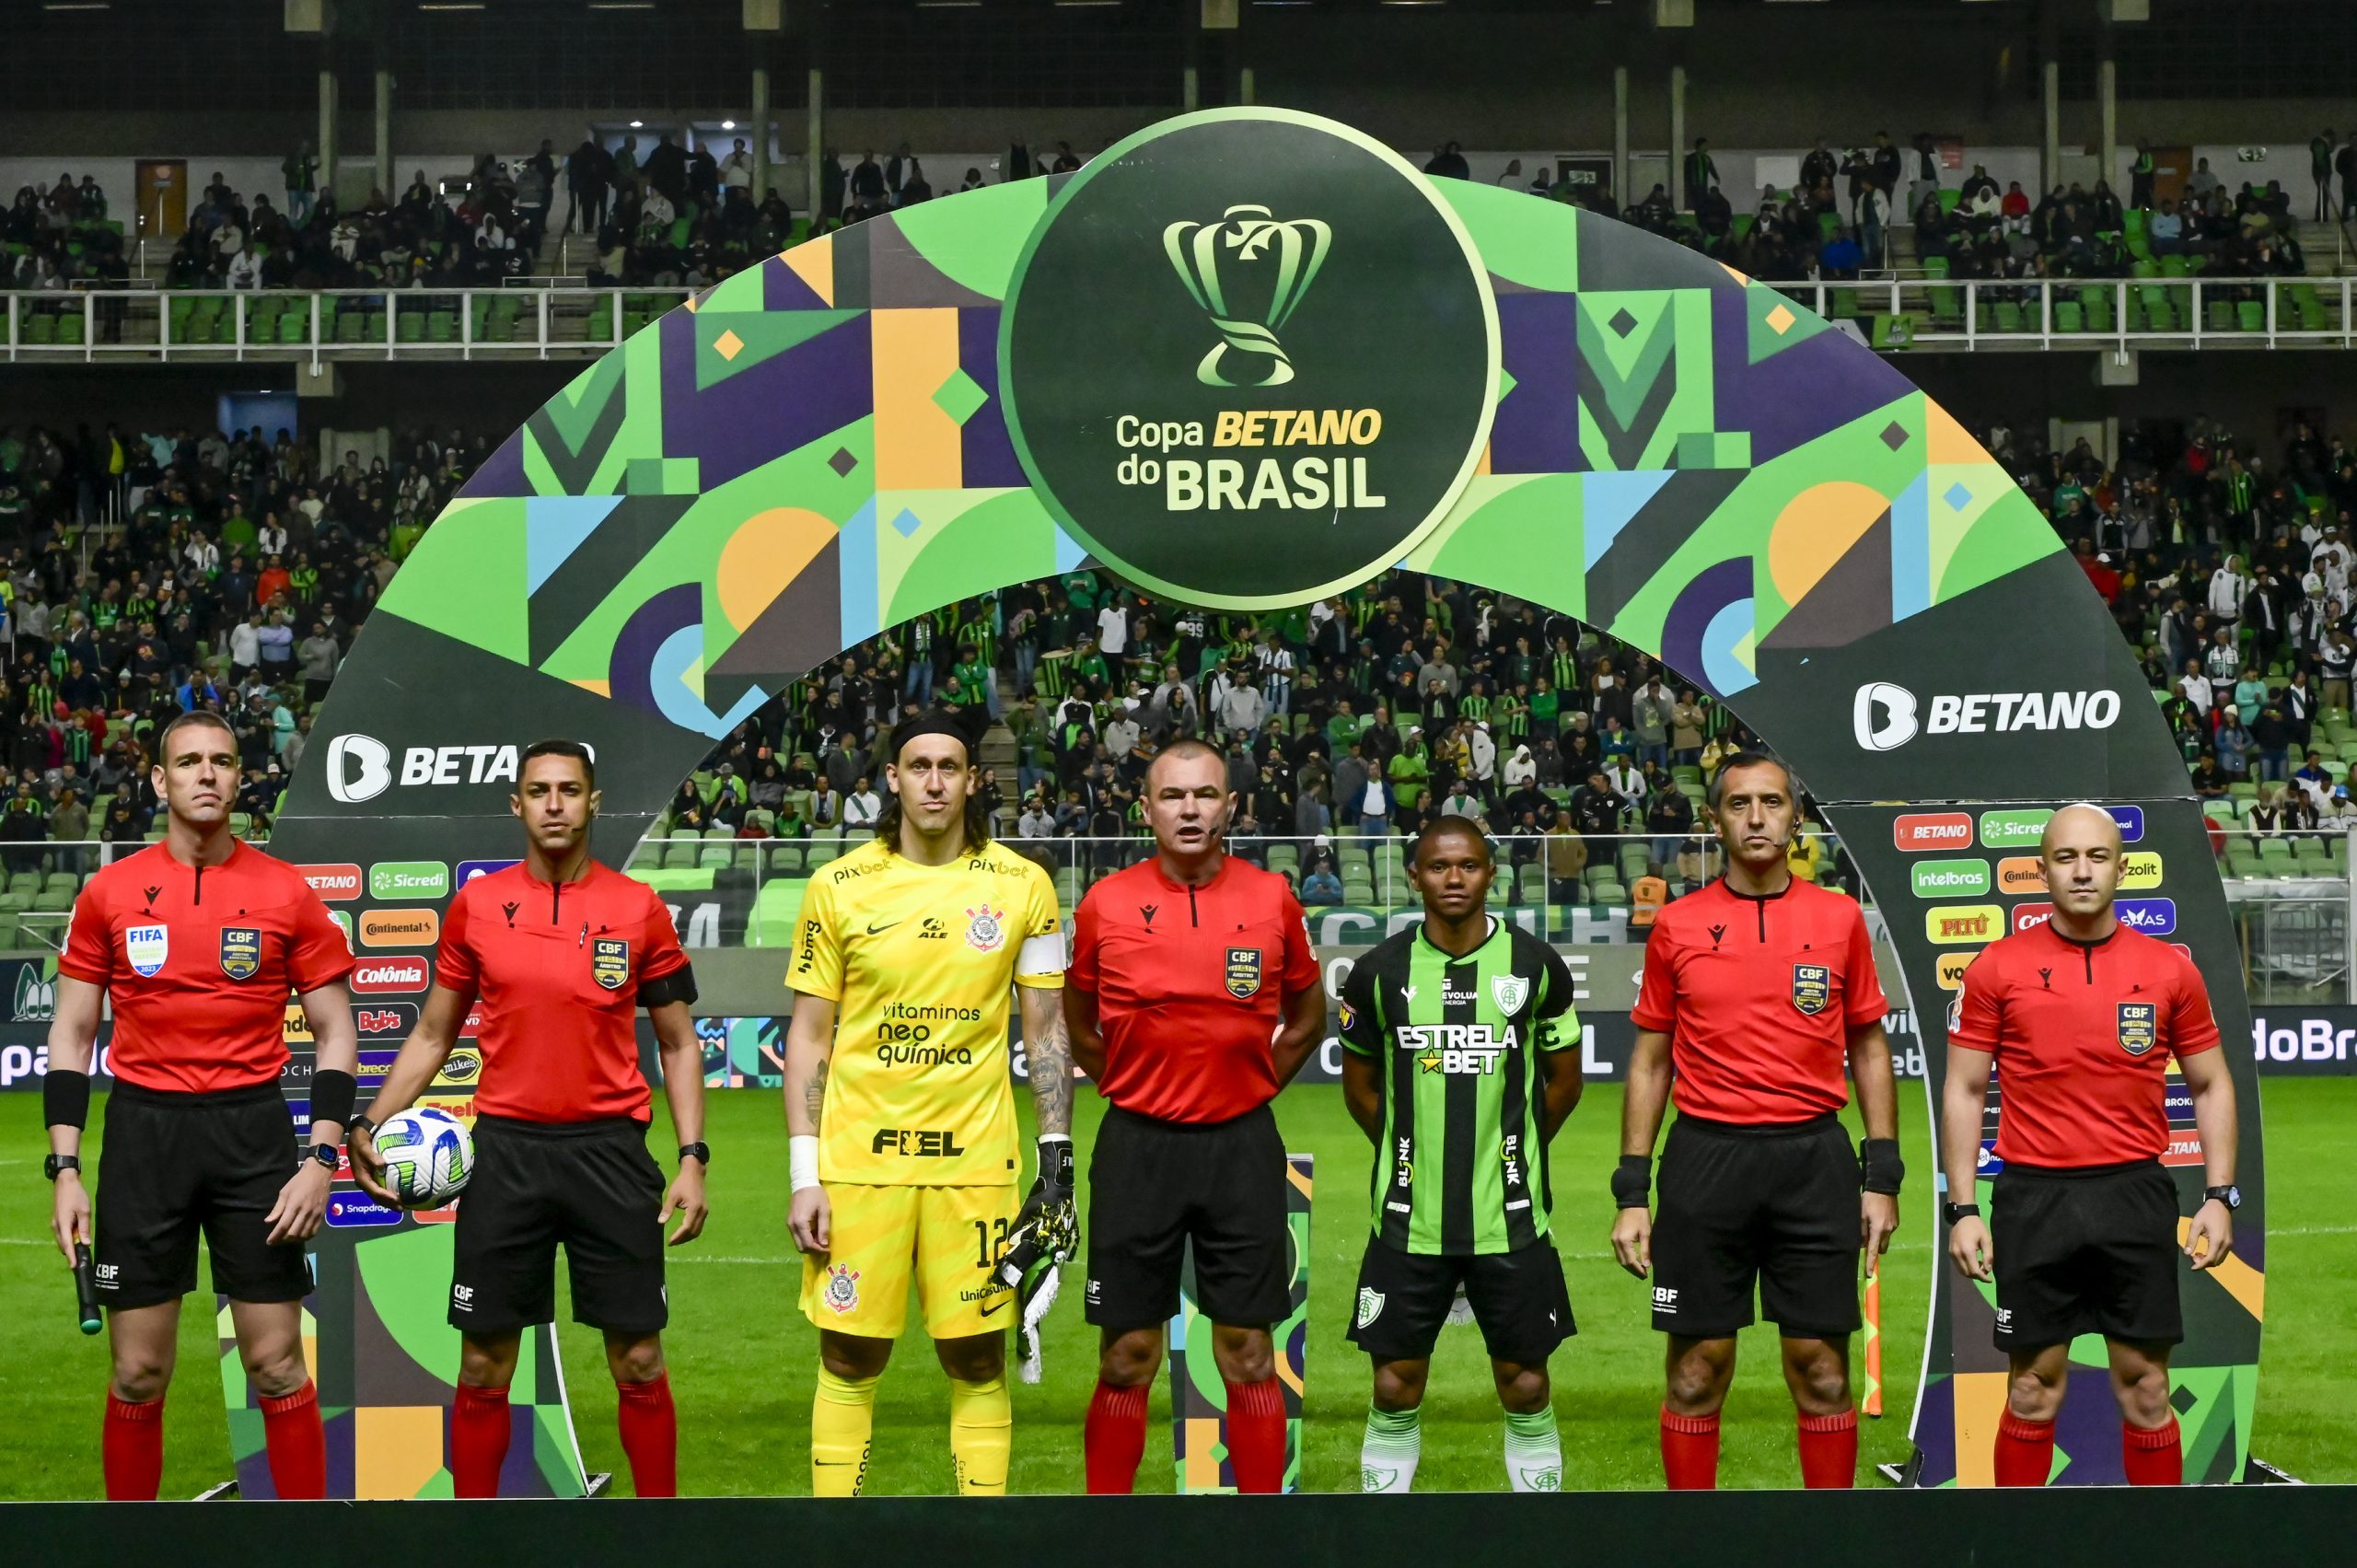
1504, 1406, 1562, 1493
1361, 1403, 1562, 1493
1360, 1404, 1422, 1493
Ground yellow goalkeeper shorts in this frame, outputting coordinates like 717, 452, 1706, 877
799, 1182, 1019, 1340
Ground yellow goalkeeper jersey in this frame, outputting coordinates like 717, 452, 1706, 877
790, 836, 1065, 1187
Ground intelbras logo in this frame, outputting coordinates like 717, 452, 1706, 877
325, 734, 597, 804
1852, 682, 2123, 751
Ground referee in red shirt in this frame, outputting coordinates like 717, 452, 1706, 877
352, 739, 708, 1498
1943, 803, 2238, 1487
1065, 739, 1325, 1494
1613, 752, 1901, 1490
45, 709, 359, 1500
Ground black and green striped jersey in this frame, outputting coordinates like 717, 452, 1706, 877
1338, 919, 1579, 1256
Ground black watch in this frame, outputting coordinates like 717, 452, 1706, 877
2203, 1184, 2241, 1212
350, 1114, 377, 1141
308, 1143, 340, 1171
43, 1153, 80, 1182
679, 1142, 711, 1167
1942, 1201, 1980, 1226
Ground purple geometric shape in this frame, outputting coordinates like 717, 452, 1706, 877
658, 306, 874, 493
1708, 281, 1915, 467
459, 428, 531, 499
764, 252, 832, 312
958, 305, 1027, 488
1660, 556, 1754, 700
608, 582, 703, 725
1490, 291, 1582, 475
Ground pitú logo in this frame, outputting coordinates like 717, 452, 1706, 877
1165, 204, 1331, 388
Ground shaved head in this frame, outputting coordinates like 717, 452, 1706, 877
2039, 802, 2122, 858
2038, 802, 2124, 934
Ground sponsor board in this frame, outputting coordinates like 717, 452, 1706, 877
2250, 1008, 2357, 1070
2108, 805, 2146, 842
352, 958, 431, 994
1935, 950, 1978, 990
2012, 901, 2056, 933
455, 858, 519, 888
323, 737, 592, 803
1852, 682, 2125, 750
2119, 851, 2164, 891
1924, 904, 2003, 945
354, 1004, 420, 1038
299, 863, 364, 900
1909, 859, 1990, 898
326, 1194, 402, 1228
359, 908, 441, 948
2116, 897, 2177, 935
1893, 813, 1974, 852
1978, 808, 2051, 849
1994, 856, 2046, 894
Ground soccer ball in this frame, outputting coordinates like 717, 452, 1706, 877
374, 1107, 474, 1208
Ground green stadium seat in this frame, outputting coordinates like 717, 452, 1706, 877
397, 311, 426, 342
2257, 837, 2293, 859
2236, 299, 2265, 332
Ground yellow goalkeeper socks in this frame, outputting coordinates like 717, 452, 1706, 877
947, 1376, 1011, 1496
812, 1367, 879, 1496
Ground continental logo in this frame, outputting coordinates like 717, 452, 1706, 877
1924, 905, 2002, 946
1935, 950, 1978, 990
358, 908, 441, 948
1892, 813, 1972, 852
1996, 856, 2047, 894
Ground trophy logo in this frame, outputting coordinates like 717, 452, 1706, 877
1163, 203, 1332, 388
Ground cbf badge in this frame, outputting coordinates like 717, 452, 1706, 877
590, 937, 631, 992
2118, 1002, 2158, 1057
218, 925, 262, 981
124, 923, 168, 978
1791, 963, 1830, 1016
1225, 946, 1264, 1000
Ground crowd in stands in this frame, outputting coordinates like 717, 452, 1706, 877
0, 419, 495, 860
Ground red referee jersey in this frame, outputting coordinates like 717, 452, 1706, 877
62, 841, 354, 1093
1947, 919, 2219, 1168
433, 860, 689, 1124
1631, 876, 1887, 1124
1069, 854, 1319, 1124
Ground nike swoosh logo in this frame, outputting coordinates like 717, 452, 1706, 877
979, 1295, 1011, 1316
865, 918, 903, 935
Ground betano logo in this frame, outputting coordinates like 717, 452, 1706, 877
1892, 812, 1973, 851
1924, 904, 2003, 945
1852, 681, 2124, 750
325, 734, 595, 803
1165, 204, 1330, 388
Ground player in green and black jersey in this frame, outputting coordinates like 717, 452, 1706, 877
1337, 816, 1583, 1493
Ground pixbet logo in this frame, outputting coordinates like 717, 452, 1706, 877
1852, 681, 2124, 750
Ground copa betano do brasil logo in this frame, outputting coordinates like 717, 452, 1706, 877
1003, 108, 1499, 610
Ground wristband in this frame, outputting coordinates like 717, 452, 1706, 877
43, 1069, 90, 1132
1609, 1154, 1651, 1209
309, 1068, 357, 1133
789, 1134, 821, 1193
1860, 1138, 1905, 1196
1038, 1133, 1074, 1193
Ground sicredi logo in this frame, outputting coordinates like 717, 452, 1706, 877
1979, 808, 2051, 848
1995, 856, 2047, 894
322, 735, 598, 802
369, 861, 451, 900
352, 958, 429, 993
1935, 951, 1977, 990
1893, 813, 1973, 851
299, 863, 363, 900
359, 908, 441, 948
1925, 905, 2003, 945
1908, 858, 1989, 898
1848, 682, 2123, 749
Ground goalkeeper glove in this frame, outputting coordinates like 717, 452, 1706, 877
1009, 1255, 1061, 1385
997, 1134, 1077, 1287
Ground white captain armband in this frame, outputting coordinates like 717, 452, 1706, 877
1016, 931, 1068, 977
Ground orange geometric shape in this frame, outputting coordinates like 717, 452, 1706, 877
784, 233, 836, 307
1765, 303, 1796, 336
714, 329, 745, 361
1768, 480, 1890, 609
716, 507, 840, 633
354, 1405, 448, 1498
870, 309, 963, 492
1926, 399, 1991, 467
1950, 1370, 2009, 1489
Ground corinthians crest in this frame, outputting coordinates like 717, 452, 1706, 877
1163, 203, 1331, 388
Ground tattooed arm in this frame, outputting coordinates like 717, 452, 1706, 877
784, 991, 836, 1253
1018, 983, 1072, 1136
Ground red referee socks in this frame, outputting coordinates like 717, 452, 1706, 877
1993, 1409, 2056, 1487
451, 1381, 512, 1498
615, 1373, 679, 1498
2123, 1416, 2183, 1486
1795, 1406, 1857, 1489
102, 1393, 165, 1501
1224, 1377, 1287, 1494
259, 1379, 327, 1500
1659, 1407, 1720, 1490
1084, 1379, 1149, 1494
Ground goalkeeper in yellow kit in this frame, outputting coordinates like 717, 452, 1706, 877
784, 712, 1075, 1496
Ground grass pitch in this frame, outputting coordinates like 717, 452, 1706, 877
3, 1078, 2351, 1497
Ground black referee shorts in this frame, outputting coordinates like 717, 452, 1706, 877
95, 1080, 314, 1311
1085, 1102, 1292, 1331
1991, 1159, 2183, 1352
449, 1114, 668, 1336
1650, 1114, 1862, 1341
